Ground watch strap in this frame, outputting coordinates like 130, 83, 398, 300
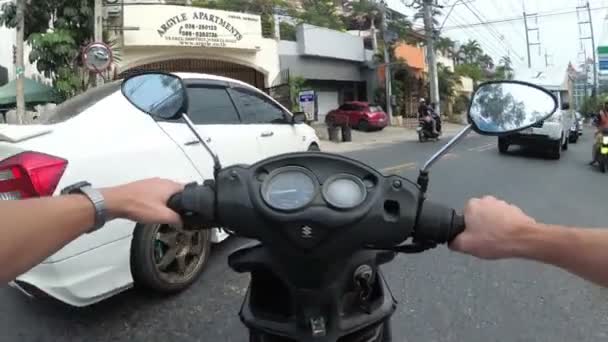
61, 181, 107, 233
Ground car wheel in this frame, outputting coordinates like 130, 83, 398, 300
308, 143, 320, 151
551, 141, 561, 160
358, 120, 370, 132
131, 223, 211, 293
498, 138, 509, 154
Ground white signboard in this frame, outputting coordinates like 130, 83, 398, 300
124, 5, 262, 50
298, 90, 316, 121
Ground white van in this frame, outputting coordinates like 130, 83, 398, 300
498, 69, 575, 159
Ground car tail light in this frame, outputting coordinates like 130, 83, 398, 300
0, 152, 68, 200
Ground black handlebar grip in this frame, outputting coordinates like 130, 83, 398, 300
167, 193, 183, 212
167, 181, 216, 228
415, 200, 465, 244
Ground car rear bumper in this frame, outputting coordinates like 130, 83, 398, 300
503, 133, 559, 146
11, 236, 133, 307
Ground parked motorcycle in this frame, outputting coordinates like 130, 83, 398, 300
417, 110, 442, 142
121, 74, 558, 342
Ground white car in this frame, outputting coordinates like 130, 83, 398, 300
498, 92, 574, 159
0, 72, 320, 306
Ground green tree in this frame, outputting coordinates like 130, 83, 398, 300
435, 36, 456, 58
342, 0, 382, 31
437, 63, 462, 102
279, 21, 297, 41
192, 0, 290, 38
455, 63, 484, 84
459, 39, 482, 64
292, 0, 345, 31
0, 0, 96, 99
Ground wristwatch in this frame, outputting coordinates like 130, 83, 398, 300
61, 181, 107, 233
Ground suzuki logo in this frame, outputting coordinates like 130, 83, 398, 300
301, 226, 313, 239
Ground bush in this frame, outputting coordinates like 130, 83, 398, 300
453, 94, 469, 114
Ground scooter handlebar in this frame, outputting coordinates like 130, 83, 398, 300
414, 200, 465, 244
167, 182, 216, 228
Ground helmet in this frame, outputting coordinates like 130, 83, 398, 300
420, 98, 426, 103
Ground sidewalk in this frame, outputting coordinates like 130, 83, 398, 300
317, 122, 466, 153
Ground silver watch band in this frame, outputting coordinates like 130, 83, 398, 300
79, 186, 107, 233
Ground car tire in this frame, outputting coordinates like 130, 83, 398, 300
498, 138, 509, 154
562, 137, 568, 151
601, 161, 607, 173
131, 222, 211, 293
551, 140, 561, 160
358, 120, 370, 132
308, 143, 320, 151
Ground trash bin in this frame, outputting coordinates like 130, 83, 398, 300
328, 125, 341, 142
341, 124, 352, 142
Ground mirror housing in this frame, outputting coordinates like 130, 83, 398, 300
121, 72, 187, 120
468, 80, 558, 136
561, 102, 570, 110
292, 111, 307, 124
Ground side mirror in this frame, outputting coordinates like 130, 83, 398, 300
468, 80, 557, 135
561, 102, 570, 110
292, 111, 307, 124
121, 72, 187, 120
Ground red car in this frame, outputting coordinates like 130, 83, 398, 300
326, 102, 388, 131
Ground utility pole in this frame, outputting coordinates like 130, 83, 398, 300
544, 50, 552, 67
576, 1, 598, 95
422, 0, 440, 114
94, 0, 103, 86
379, 1, 393, 121
523, 11, 541, 68
15, 0, 25, 124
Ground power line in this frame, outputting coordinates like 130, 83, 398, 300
462, 1, 525, 62
442, 5, 608, 31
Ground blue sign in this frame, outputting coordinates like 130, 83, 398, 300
299, 94, 314, 102
600, 61, 608, 70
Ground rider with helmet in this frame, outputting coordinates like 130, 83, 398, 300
590, 97, 608, 165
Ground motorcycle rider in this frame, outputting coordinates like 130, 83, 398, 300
3, 179, 608, 288
589, 98, 608, 165
418, 98, 438, 135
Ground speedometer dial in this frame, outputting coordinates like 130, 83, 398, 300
261, 167, 317, 211
323, 174, 367, 209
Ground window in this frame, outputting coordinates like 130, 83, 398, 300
369, 105, 383, 113
230, 88, 287, 124
42, 81, 122, 124
186, 86, 240, 125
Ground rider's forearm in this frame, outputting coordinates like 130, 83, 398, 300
513, 222, 608, 287
0, 189, 126, 284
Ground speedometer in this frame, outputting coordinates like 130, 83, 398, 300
322, 174, 367, 209
261, 167, 317, 211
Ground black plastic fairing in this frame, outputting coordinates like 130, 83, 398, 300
215, 152, 421, 263
229, 243, 397, 342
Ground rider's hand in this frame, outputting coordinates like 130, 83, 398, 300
101, 178, 184, 225
449, 196, 537, 259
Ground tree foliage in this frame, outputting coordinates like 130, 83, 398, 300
0, 0, 98, 99
292, 0, 345, 31
437, 63, 461, 101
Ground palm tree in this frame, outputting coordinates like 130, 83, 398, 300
435, 36, 455, 58
460, 39, 482, 64
499, 55, 513, 77
478, 54, 494, 70
344, 0, 382, 31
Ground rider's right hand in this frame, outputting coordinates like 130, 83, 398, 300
449, 196, 537, 260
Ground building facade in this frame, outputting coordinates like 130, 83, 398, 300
278, 23, 375, 122
112, 2, 281, 90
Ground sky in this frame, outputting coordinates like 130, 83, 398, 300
386, 0, 608, 73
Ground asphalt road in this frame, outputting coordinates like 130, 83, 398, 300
3, 128, 608, 342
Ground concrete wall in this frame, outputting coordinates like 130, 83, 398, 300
296, 23, 365, 62
279, 42, 365, 82
0, 26, 48, 84
118, 38, 280, 87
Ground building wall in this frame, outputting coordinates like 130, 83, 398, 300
0, 26, 47, 84
117, 4, 280, 87
296, 23, 366, 62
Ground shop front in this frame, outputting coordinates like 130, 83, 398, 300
116, 4, 280, 89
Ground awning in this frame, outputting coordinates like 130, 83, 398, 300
0, 78, 60, 107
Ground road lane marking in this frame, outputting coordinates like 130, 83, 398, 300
468, 143, 495, 152
382, 162, 417, 173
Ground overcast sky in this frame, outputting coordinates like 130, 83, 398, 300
386, 0, 608, 73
